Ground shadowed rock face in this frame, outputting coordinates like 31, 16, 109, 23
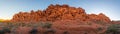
11, 4, 111, 23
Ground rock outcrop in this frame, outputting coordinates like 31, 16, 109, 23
11, 4, 111, 23
3, 4, 113, 34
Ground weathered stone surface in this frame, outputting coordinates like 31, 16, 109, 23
87, 13, 110, 23
11, 4, 111, 23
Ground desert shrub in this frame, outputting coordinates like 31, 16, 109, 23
26, 23, 33, 27
2, 27, 11, 33
93, 20, 106, 25
0, 30, 5, 34
63, 31, 68, 34
29, 28, 38, 34
10, 27, 17, 34
42, 22, 52, 28
97, 27, 103, 31
0, 27, 11, 34
44, 29, 55, 34
32, 23, 41, 28
106, 24, 120, 34
5, 22, 15, 28
20, 23, 26, 27
13, 22, 26, 27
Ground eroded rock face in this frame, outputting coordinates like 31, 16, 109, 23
11, 4, 111, 23
87, 13, 111, 23
7, 4, 112, 34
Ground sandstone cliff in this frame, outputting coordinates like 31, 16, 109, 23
11, 4, 111, 23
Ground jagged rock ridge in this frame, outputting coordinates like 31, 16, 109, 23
11, 4, 111, 23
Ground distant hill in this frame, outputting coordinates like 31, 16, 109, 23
0, 19, 10, 22
0, 19, 4, 22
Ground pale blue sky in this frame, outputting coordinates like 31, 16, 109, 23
0, 0, 120, 20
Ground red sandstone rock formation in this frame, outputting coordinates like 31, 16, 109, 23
5, 4, 113, 34
11, 4, 111, 23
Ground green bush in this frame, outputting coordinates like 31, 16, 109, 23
106, 24, 120, 34
0, 30, 5, 34
29, 28, 38, 34
42, 22, 52, 28
44, 29, 55, 34
0, 27, 11, 34
2, 27, 11, 33
63, 31, 68, 34
97, 27, 103, 31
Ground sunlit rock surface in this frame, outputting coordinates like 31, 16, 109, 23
11, 4, 110, 23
